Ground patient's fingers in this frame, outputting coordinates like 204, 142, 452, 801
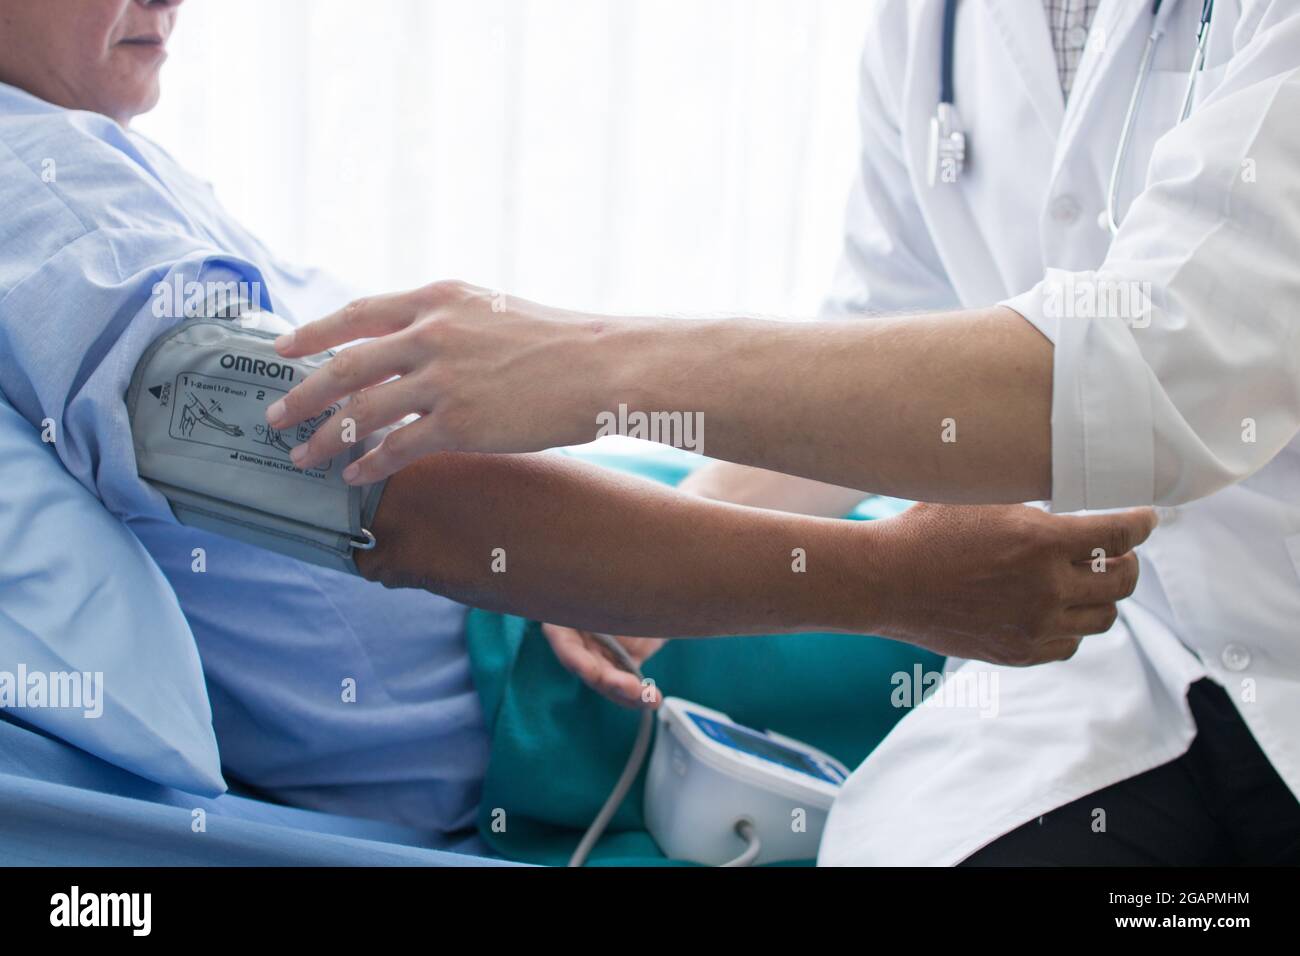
1058, 507, 1158, 561
1067, 551, 1140, 605
542, 625, 656, 710
584, 638, 661, 708
268, 333, 416, 431
591, 660, 656, 709
1062, 603, 1121, 637
288, 377, 425, 471
1030, 637, 1085, 664
274, 289, 425, 358
545, 625, 599, 679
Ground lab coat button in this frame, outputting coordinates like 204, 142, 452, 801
1050, 196, 1081, 223
1156, 506, 1179, 525
1221, 643, 1251, 672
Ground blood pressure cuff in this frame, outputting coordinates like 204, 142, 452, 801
127, 317, 385, 575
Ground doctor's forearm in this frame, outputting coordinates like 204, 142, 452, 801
356, 451, 882, 637
609, 306, 1053, 504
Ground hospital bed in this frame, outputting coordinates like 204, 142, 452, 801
0, 714, 513, 866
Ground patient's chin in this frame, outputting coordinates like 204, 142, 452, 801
126, 81, 162, 121
100, 74, 162, 126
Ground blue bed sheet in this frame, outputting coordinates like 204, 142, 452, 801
0, 716, 518, 866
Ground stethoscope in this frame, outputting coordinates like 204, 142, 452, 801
928, 0, 1216, 236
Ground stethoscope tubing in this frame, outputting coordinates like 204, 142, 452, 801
1107, 0, 1215, 234
935, 0, 1216, 236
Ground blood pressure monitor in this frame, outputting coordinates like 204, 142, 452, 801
644, 697, 849, 866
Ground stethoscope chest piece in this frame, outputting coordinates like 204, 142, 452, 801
928, 101, 966, 186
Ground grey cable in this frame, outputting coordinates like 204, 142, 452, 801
568, 632, 761, 868
567, 633, 655, 867
721, 819, 762, 868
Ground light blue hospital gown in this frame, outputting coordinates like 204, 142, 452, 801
0, 81, 490, 834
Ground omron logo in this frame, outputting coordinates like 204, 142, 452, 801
220, 353, 295, 382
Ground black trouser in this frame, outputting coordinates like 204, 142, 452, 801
960, 679, 1300, 866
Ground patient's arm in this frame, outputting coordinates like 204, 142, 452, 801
358, 451, 873, 638
356, 451, 1154, 665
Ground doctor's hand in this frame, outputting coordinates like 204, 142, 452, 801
541, 625, 665, 710
267, 281, 615, 482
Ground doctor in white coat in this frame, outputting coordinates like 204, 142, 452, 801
270, 0, 1300, 864
813, 0, 1300, 866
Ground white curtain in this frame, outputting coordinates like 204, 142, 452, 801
136, 0, 874, 317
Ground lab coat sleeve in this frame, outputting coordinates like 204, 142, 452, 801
0, 229, 274, 527
821, 4, 961, 319
1002, 11, 1300, 511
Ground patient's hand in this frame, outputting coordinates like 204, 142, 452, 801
541, 626, 665, 710
869, 502, 1155, 666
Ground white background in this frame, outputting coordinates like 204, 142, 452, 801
135, 0, 874, 318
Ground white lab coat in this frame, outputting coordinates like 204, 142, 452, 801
818, 0, 1300, 865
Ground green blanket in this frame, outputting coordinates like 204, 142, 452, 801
465, 449, 940, 866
